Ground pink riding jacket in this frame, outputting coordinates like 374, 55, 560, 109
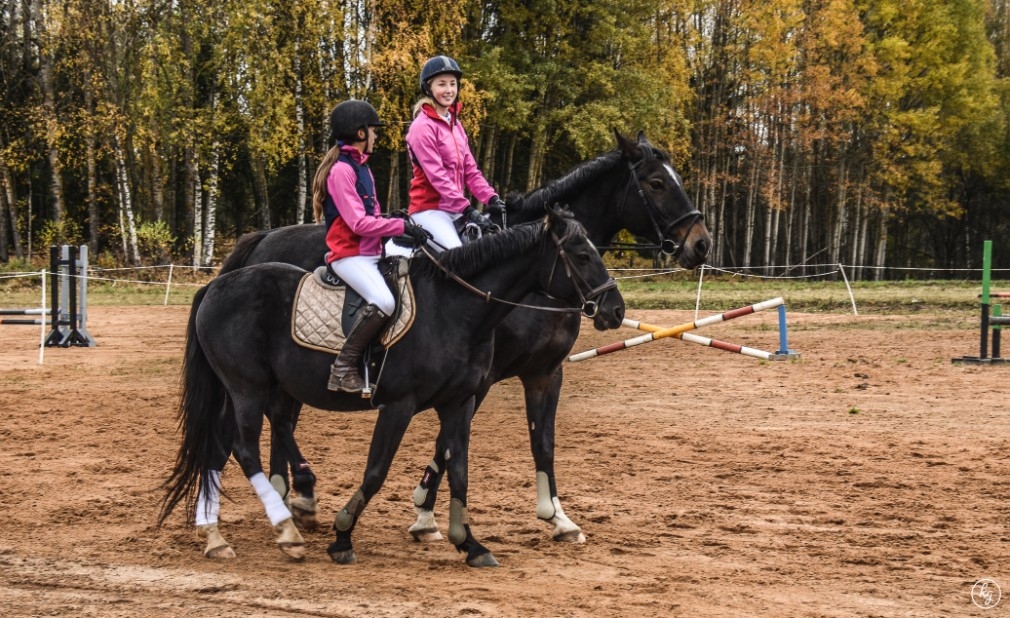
405, 102, 496, 215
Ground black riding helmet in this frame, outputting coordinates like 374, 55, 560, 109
327, 100, 385, 148
419, 55, 463, 96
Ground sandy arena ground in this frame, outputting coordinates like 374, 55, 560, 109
0, 303, 1008, 617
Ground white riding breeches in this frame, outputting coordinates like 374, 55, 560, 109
329, 255, 395, 315
385, 209, 461, 257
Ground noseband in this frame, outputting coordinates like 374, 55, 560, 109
625, 148, 704, 258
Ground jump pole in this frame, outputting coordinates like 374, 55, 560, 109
568, 297, 789, 363
625, 319, 777, 360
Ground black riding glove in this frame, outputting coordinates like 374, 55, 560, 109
394, 219, 431, 248
464, 205, 498, 233
486, 195, 507, 215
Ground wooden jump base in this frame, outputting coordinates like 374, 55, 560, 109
0, 245, 95, 347
953, 240, 1009, 365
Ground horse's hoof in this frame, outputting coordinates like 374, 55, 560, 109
278, 542, 306, 561
409, 527, 443, 543
467, 552, 500, 568
290, 504, 318, 531
328, 549, 357, 565
552, 529, 586, 543
274, 518, 305, 560
204, 544, 237, 560
198, 524, 236, 559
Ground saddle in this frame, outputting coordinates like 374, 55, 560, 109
290, 257, 415, 354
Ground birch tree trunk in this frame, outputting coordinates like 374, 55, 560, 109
874, 201, 889, 281
856, 192, 869, 279
31, 0, 66, 239
831, 160, 848, 264
294, 39, 308, 223
192, 164, 203, 270
765, 207, 780, 275
742, 165, 758, 268
114, 136, 141, 265
849, 189, 863, 280
201, 147, 219, 267
84, 87, 99, 254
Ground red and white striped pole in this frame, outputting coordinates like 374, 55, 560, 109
629, 321, 775, 360
567, 297, 784, 363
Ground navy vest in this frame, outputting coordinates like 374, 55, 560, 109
324, 153, 376, 230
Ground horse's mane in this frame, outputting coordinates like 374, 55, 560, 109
410, 210, 582, 281
507, 151, 623, 217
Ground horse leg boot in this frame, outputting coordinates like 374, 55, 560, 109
328, 304, 389, 392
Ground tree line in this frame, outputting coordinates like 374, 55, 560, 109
2, 0, 1009, 277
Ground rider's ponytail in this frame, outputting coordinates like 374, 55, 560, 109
312, 146, 342, 224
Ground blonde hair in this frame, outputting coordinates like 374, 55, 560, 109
312, 146, 342, 224
412, 96, 436, 119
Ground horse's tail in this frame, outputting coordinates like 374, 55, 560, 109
158, 285, 232, 526
217, 230, 270, 275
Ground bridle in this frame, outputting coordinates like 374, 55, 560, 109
622, 146, 704, 258
542, 226, 618, 318
418, 223, 617, 318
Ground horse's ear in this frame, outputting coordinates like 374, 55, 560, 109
636, 131, 649, 145
614, 129, 640, 160
545, 202, 565, 223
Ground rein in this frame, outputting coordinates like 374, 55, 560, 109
418, 228, 617, 318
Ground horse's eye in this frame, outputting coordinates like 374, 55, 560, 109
648, 179, 665, 191
568, 245, 591, 265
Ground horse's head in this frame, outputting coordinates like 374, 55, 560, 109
542, 206, 625, 330
615, 130, 711, 269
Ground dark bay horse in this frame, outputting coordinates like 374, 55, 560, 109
215, 130, 711, 545
160, 208, 624, 566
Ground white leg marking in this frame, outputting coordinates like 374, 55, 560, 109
548, 498, 586, 543
409, 507, 443, 542
194, 470, 222, 526
250, 472, 293, 526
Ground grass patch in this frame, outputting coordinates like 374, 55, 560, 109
616, 276, 994, 313
1, 266, 211, 308
2, 259, 1004, 314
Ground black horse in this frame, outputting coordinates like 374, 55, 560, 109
215, 130, 711, 544
160, 208, 625, 566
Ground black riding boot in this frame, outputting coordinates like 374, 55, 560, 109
327, 304, 389, 392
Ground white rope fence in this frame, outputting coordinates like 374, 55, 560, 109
607, 262, 1010, 317
84, 264, 216, 305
